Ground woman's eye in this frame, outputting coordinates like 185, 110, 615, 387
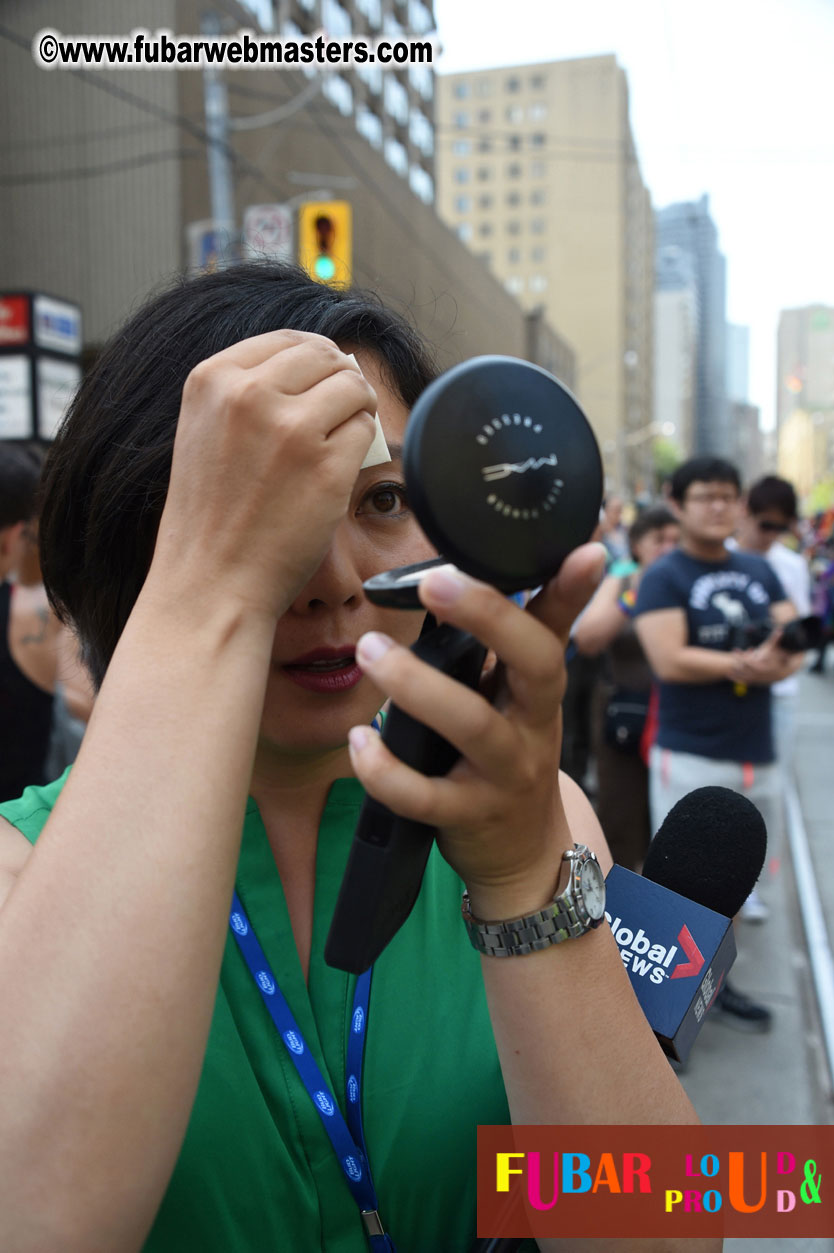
361, 483, 409, 516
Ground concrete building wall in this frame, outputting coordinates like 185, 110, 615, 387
0, 0, 575, 384
0, 0, 183, 344
435, 55, 653, 494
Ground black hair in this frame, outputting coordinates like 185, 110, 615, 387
0, 443, 43, 529
38, 262, 439, 689
669, 456, 741, 503
628, 505, 679, 558
746, 474, 798, 520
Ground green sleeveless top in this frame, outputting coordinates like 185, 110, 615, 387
0, 774, 514, 1252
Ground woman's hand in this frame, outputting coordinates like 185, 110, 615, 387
150, 331, 379, 622
348, 543, 606, 918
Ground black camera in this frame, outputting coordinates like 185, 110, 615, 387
727, 615, 822, 653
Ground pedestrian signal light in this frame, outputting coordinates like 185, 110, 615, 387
298, 201, 352, 287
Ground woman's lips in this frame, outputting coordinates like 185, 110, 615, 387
280, 649, 364, 694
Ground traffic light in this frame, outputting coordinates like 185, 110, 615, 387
298, 201, 352, 287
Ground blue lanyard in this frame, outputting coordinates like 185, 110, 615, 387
229, 892, 395, 1252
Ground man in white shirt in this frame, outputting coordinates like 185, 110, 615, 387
734, 475, 811, 924
736, 475, 811, 768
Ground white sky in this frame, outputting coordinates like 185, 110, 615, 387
433, 0, 834, 432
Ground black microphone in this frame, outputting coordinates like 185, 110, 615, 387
325, 357, 603, 974
605, 786, 768, 1062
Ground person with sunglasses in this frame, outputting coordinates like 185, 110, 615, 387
735, 475, 812, 769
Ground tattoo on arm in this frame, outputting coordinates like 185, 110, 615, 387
21, 608, 50, 647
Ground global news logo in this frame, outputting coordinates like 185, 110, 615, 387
606, 914, 705, 983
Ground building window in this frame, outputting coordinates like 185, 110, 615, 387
322, 0, 351, 39
478, 222, 493, 237
531, 245, 546, 262
530, 73, 545, 90
506, 220, 521, 236
477, 108, 492, 125
384, 136, 408, 177
530, 160, 546, 178
457, 223, 473, 243
409, 165, 434, 203
505, 76, 521, 92
475, 77, 493, 96
505, 275, 524, 294
530, 217, 546, 234
530, 188, 546, 205
453, 82, 469, 99
384, 75, 409, 125
357, 0, 382, 21
508, 247, 521, 264
530, 275, 548, 292
453, 139, 471, 156
409, 109, 434, 155
356, 106, 383, 149
529, 103, 547, 121
409, 62, 433, 101
506, 190, 521, 206
508, 134, 522, 151
408, 0, 433, 34
357, 62, 383, 94
478, 193, 493, 209
476, 166, 491, 182
454, 167, 470, 184
323, 75, 353, 117
506, 163, 522, 179
531, 132, 546, 148
454, 111, 469, 128
455, 195, 471, 213
477, 137, 492, 154
505, 106, 523, 125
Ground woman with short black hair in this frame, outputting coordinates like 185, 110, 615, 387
0, 263, 708, 1253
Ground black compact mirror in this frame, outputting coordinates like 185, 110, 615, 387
364, 355, 603, 605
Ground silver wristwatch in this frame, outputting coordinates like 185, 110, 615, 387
461, 844, 606, 957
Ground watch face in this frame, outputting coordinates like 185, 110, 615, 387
579, 858, 606, 920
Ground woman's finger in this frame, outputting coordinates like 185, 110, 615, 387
354, 630, 521, 784
416, 570, 565, 723
346, 723, 484, 830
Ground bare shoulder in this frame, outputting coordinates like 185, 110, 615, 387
0, 814, 33, 906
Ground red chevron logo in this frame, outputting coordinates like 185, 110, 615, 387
669, 925, 705, 979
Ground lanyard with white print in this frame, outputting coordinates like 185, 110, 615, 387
229, 891, 395, 1251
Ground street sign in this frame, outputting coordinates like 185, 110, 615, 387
243, 203, 293, 262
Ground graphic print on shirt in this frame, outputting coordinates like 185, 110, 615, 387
688, 570, 770, 647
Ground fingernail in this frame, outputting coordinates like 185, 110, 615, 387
422, 567, 466, 604
356, 632, 393, 664
348, 726, 369, 753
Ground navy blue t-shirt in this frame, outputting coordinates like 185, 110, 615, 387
635, 549, 786, 763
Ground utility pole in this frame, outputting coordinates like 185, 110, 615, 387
200, 11, 236, 264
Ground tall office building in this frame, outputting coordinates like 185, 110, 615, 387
655, 195, 728, 458
436, 56, 655, 494
654, 246, 697, 456
726, 323, 750, 403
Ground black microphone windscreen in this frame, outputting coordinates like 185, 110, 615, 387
642, 786, 767, 918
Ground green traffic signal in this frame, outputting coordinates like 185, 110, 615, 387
314, 255, 336, 281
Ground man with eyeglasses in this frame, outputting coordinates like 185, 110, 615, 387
634, 458, 803, 1032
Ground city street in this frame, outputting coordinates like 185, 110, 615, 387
674, 663, 834, 1251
